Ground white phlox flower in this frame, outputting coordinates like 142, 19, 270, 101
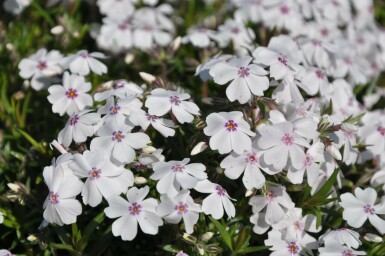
97, 0, 135, 21
320, 228, 362, 249
43, 154, 83, 226
299, 67, 331, 96
71, 149, 134, 207
195, 54, 234, 81
209, 56, 269, 104
220, 139, 279, 189
145, 88, 200, 124
129, 109, 176, 137
94, 79, 143, 102
97, 96, 143, 124
264, 229, 318, 256
60, 50, 107, 76
47, 72, 93, 116
18, 48, 63, 91
97, 17, 134, 51
340, 187, 385, 234
58, 110, 101, 147
318, 240, 366, 256
133, 148, 165, 170
91, 119, 150, 164
262, 1, 303, 33
249, 186, 295, 227
0, 249, 13, 256
182, 27, 217, 48
104, 186, 163, 241
150, 158, 207, 198
272, 207, 321, 243
0, 212, 3, 224
157, 190, 201, 234
194, 179, 235, 219
204, 111, 256, 154
257, 121, 310, 171
3, 0, 31, 15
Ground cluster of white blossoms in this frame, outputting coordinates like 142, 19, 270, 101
14, 0, 385, 255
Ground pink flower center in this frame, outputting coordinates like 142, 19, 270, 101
48, 192, 59, 204
225, 120, 238, 132
312, 39, 322, 46
280, 5, 290, 14
295, 108, 306, 117
113, 80, 125, 89
343, 57, 352, 65
246, 152, 259, 164
320, 28, 329, 37
287, 242, 299, 255
65, 88, 78, 99
112, 131, 125, 142
80, 52, 90, 59
172, 164, 185, 172
281, 133, 294, 146
363, 204, 375, 215
89, 167, 101, 180
169, 96, 181, 105
377, 126, 385, 136
304, 154, 313, 167
294, 221, 304, 231
146, 113, 158, 122
110, 105, 120, 115
175, 202, 188, 214
69, 115, 79, 126
144, 25, 153, 32
315, 70, 325, 79
134, 163, 147, 169
37, 60, 47, 70
238, 67, 250, 78
129, 202, 142, 216
278, 54, 288, 66
118, 22, 128, 31
266, 191, 276, 202
344, 131, 355, 139
216, 185, 226, 196
231, 27, 240, 34
342, 250, 354, 256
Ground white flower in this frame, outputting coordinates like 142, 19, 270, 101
321, 228, 362, 249
262, 1, 303, 32
133, 148, 165, 170
150, 158, 207, 198
204, 111, 256, 154
318, 241, 366, 256
220, 139, 278, 189
182, 27, 217, 48
71, 149, 134, 207
58, 110, 100, 147
0, 212, 3, 224
145, 89, 200, 124
129, 109, 176, 137
91, 120, 150, 164
97, 96, 142, 124
104, 186, 163, 241
257, 121, 310, 171
94, 79, 143, 101
340, 187, 385, 234
176, 251, 189, 256
195, 54, 234, 81
157, 190, 201, 234
18, 48, 63, 91
47, 72, 93, 116
60, 50, 107, 76
0, 250, 13, 256
194, 180, 235, 219
264, 229, 317, 256
3, 0, 31, 15
97, 17, 133, 51
209, 56, 269, 104
97, 0, 135, 20
43, 154, 83, 226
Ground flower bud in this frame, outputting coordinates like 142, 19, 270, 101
182, 233, 197, 244
134, 176, 147, 185
125, 53, 135, 64
326, 145, 342, 161
139, 72, 156, 84
195, 244, 205, 255
200, 232, 214, 242
191, 142, 208, 156
50, 25, 64, 35
364, 233, 382, 243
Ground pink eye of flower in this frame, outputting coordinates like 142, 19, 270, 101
304, 154, 313, 166
343, 131, 355, 139
280, 5, 289, 14
175, 202, 188, 214
129, 202, 142, 215
89, 167, 101, 180
144, 25, 153, 32
246, 153, 259, 164
69, 115, 79, 126
37, 60, 47, 70
278, 54, 288, 66
266, 191, 276, 201
49, 192, 59, 204
110, 105, 121, 115
281, 133, 294, 146
320, 28, 329, 37
342, 249, 354, 256
113, 80, 125, 89
315, 70, 325, 79
237, 67, 250, 78
343, 57, 352, 65
225, 120, 238, 132
146, 114, 158, 122
216, 185, 226, 196
294, 221, 304, 231
312, 39, 322, 46
377, 126, 385, 136
134, 163, 147, 170
296, 108, 306, 117
287, 242, 299, 254
169, 96, 181, 105
112, 131, 125, 142
66, 88, 78, 99
80, 52, 90, 59
118, 23, 128, 30
363, 204, 375, 215
231, 27, 240, 34
172, 164, 185, 172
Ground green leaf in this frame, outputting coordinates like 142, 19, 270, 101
17, 129, 45, 154
50, 243, 76, 252
312, 168, 340, 201
237, 246, 269, 254
84, 212, 105, 241
209, 217, 233, 251
234, 226, 250, 253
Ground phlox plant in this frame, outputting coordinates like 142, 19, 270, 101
2, 0, 385, 256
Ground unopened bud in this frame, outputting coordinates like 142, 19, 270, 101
364, 233, 382, 242
206, 244, 223, 253
169, 36, 182, 54
7, 183, 20, 192
50, 25, 64, 35
134, 176, 147, 185
245, 189, 254, 197
27, 235, 38, 242
200, 232, 214, 242
139, 72, 156, 84
195, 244, 205, 255
326, 145, 342, 161
183, 233, 197, 244
191, 142, 208, 156
125, 53, 134, 64
142, 146, 156, 154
